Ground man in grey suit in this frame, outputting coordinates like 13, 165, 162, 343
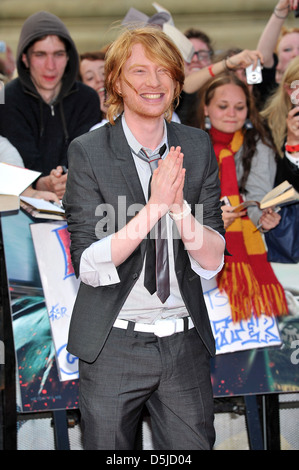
63, 26, 225, 450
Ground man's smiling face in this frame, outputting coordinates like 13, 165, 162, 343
116, 43, 176, 122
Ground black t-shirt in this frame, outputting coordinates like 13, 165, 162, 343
253, 54, 279, 111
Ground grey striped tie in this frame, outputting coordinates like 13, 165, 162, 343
136, 144, 170, 303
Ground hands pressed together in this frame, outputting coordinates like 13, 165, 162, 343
149, 146, 186, 217
35, 165, 67, 200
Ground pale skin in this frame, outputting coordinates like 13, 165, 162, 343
21, 35, 69, 198
257, 0, 299, 82
183, 49, 264, 94
21, 185, 60, 203
110, 43, 224, 271
257, 89, 299, 228
0, 44, 16, 78
184, 37, 212, 77
286, 82, 299, 154
204, 83, 281, 231
80, 58, 108, 115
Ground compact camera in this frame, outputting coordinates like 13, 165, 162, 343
246, 59, 262, 85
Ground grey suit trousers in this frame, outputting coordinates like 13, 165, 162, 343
79, 322, 215, 450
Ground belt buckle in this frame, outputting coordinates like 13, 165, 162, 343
154, 319, 176, 338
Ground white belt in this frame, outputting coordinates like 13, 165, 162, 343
113, 317, 194, 338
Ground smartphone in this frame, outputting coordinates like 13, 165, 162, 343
246, 59, 262, 85
0, 41, 6, 53
220, 196, 231, 206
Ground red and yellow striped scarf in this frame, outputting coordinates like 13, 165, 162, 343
210, 127, 287, 322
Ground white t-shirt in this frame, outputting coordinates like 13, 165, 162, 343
0, 136, 24, 167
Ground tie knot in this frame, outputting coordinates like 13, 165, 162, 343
140, 144, 167, 172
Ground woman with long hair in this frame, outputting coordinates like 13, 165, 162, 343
261, 55, 299, 191
260, 56, 299, 264
196, 72, 287, 322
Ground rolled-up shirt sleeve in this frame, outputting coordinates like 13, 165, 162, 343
187, 225, 225, 280
79, 235, 120, 287
80, 224, 225, 287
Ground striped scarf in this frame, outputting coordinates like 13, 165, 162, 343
210, 127, 287, 322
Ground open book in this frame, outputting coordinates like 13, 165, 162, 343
231, 181, 299, 212
20, 196, 65, 221
0, 162, 41, 212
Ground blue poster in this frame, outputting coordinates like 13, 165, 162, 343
1, 210, 299, 412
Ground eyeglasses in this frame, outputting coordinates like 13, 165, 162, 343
192, 50, 212, 62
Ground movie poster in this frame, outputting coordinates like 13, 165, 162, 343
1, 210, 299, 411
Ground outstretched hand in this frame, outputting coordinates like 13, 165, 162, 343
227, 49, 264, 71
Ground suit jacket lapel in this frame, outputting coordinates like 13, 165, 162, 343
109, 119, 188, 260
166, 122, 190, 260
109, 117, 147, 259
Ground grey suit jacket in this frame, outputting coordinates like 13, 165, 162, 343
63, 116, 225, 363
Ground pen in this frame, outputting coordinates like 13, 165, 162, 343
49, 200, 63, 209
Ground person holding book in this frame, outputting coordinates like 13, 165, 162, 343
261, 56, 299, 263
63, 26, 225, 450
261, 56, 299, 192
195, 71, 287, 322
0, 135, 60, 203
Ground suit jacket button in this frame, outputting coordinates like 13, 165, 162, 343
132, 273, 138, 279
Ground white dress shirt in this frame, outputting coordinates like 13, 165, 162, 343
79, 114, 224, 323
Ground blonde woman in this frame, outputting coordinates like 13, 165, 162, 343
261, 55, 299, 191
261, 56, 299, 264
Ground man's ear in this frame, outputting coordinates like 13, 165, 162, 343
21, 53, 29, 68
115, 77, 122, 96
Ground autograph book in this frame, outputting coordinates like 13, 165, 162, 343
231, 181, 299, 212
20, 196, 65, 220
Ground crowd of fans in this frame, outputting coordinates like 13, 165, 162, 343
0, 0, 298, 451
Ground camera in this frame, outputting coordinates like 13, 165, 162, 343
295, 5, 299, 17
246, 59, 262, 85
